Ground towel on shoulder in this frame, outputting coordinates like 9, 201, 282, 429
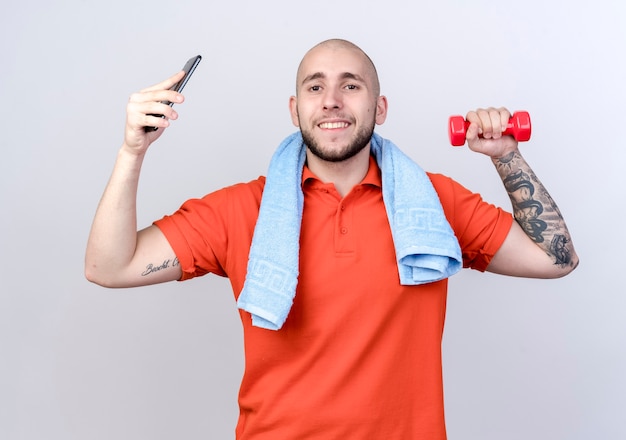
237, 131, 462, 330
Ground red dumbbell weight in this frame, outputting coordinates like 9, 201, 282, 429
448, 111, 532, 147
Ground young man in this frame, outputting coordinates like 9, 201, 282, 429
86, 39, 578, 439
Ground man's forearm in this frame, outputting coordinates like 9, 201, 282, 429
84, 147, 145, 284
492, 149, 578, 270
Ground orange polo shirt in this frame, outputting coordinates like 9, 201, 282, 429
154, 155, 513, 439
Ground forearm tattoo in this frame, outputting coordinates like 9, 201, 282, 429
495, 151, 575, 267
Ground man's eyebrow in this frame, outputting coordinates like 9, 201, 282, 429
340, 72, 366, 83
300, 72, 367, 86
301, 72, 325, 85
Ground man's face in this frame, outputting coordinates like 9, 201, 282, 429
289, 45, 387, 163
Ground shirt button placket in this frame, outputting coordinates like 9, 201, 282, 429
335, 197, 355, 253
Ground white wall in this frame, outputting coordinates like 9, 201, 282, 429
1, 1, 624, 438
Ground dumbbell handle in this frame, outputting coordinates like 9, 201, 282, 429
448, 111, 532, 146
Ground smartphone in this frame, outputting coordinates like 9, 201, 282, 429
144, 55, 202, 132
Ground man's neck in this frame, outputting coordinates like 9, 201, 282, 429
305, 145, 371, 197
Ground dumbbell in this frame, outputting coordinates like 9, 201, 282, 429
448, 111, 532, 146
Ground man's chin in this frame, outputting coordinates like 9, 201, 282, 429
302, 126, 373, 163
307, 143, 368, 163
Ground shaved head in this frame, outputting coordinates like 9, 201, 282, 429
296, 39, 381, 97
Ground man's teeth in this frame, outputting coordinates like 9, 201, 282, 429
319, 122, 349, 129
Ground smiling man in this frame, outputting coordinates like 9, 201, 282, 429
289, 41, 388, 199
86, 39, 578, 439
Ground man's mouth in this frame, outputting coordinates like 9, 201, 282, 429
318, 121, 350, 129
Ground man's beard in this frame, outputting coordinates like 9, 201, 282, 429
301, 122, 375, 163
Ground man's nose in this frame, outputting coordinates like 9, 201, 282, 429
322, 88, 342, 110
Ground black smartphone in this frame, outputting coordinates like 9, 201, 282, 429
144, 55, 202, 132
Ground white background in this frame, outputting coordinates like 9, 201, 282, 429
1, 1, 624, 438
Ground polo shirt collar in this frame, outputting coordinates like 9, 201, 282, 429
301, 154, 382, 188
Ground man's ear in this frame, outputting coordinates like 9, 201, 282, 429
289, 96, 300, 127
375, 95, 388, 125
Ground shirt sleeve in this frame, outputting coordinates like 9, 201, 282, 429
153, 178, 265, 281
429, 173, 514, 272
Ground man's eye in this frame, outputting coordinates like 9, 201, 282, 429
345, 84, 358, 90
310, 85, 321, 92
